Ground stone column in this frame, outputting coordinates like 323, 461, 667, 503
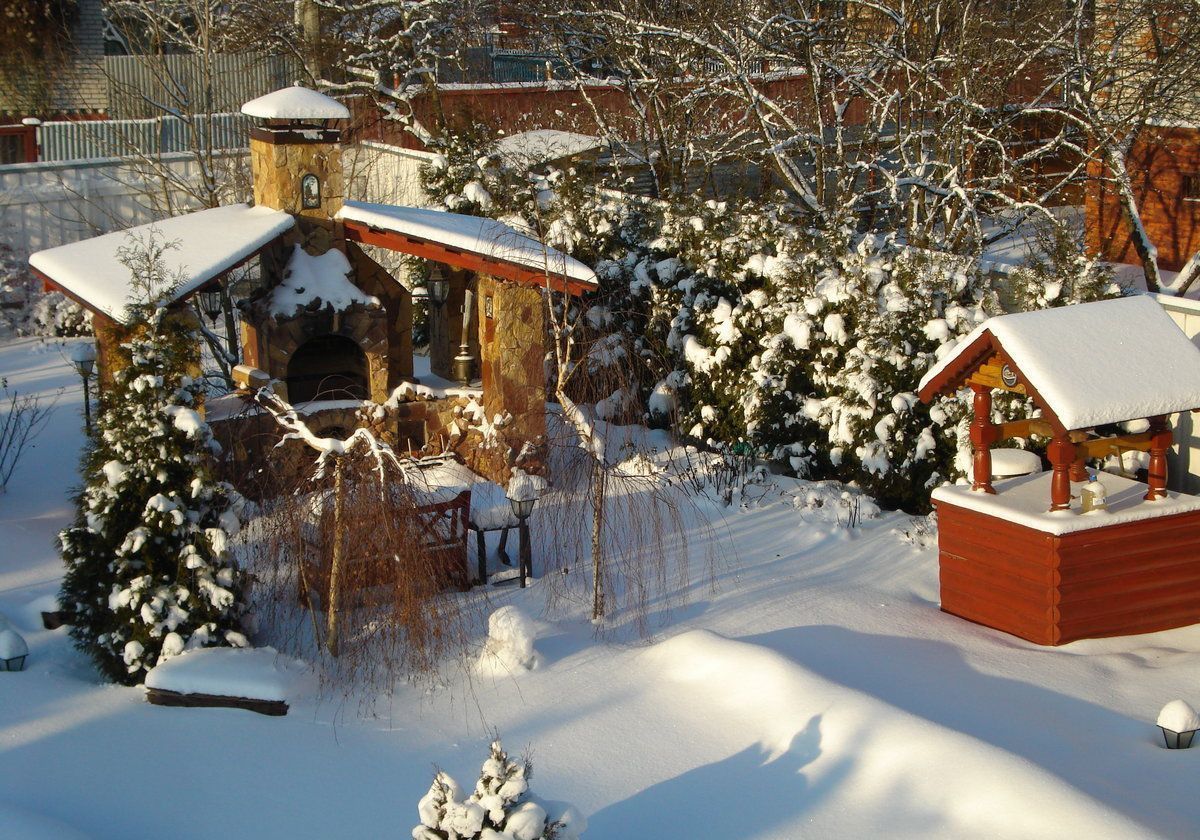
478, 276, 547, 477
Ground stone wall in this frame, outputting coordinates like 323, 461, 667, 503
347, 242, 413, 389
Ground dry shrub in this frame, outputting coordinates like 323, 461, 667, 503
238, 395, 485, 698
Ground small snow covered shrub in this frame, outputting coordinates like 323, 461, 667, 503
58, 239, 247, 684
1009, 219, 1125, 311
0, 242, 92, 337
413, 739, 585, 840
479, 606, 539, 672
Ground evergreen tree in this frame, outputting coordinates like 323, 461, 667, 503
58, 237, 246, 684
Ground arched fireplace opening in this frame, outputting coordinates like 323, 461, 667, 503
287, 334, 369, 403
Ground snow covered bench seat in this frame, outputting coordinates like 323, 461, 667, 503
144, 647, 297, 716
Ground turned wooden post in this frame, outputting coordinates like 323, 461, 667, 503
970, 384, 998, 493
1048, 433, 1075, 511
1144, 415, 1171, 500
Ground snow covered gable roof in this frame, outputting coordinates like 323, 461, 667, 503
29, 204, 294, 323
492, 130, 606, 169
241, 85, 350, 121
336, 201, 598, 296
918, 295, 1200, 431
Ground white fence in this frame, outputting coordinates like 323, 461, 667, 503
0, 151, 251, 257
37, 114, 254, 162
1155, 294, 1200, 493
0, 141, 432, 260
341, 141, 436, 272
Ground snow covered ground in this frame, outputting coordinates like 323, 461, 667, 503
4, 336, 1200, 838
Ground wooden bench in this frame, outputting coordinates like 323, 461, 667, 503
301, 489, 473, 605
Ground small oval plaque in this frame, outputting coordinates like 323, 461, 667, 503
1001, 364, 1018, 388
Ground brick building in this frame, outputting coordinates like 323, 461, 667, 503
1085, 125, 1200, 274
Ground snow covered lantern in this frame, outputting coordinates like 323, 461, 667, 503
1157, 700, 1200, 749
918, 296, 1200, 646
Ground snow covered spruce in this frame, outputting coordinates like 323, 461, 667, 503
413, 739, 585, 840
58, 255, 247, 685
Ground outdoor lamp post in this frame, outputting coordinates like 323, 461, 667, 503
508, 494, 537, 588
70, 342, 97, 435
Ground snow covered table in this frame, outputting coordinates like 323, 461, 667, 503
410, 460, 522, 584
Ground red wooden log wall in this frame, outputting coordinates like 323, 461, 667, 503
936, 499, 1200, 645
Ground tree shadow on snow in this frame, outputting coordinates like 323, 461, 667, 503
587, 714, 851, 838
744, 625, 1200, 838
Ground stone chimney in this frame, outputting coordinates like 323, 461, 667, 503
241, 84, 350, 254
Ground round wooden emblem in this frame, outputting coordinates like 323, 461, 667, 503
1000, 364, 1018, 388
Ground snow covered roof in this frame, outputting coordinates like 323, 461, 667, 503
29, 204, 294, 323
241, 85, 350, 121
492, 130, 606, 168
336, 201, 598, 294
918, 295, 1200, 430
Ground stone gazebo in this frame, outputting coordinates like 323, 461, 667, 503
919, 296, 1200, 645
27, 84, 598, 489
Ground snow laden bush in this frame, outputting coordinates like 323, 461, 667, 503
58, 242, 246, 684
1009, 219, 1125, 312
0, 242, 90, 337
641, 204, 1000, 511
413, 740, 585, 840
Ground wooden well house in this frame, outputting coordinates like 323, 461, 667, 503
919, 296, 1200, 645
27, 85, 597, 492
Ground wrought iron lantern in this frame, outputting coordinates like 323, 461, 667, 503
427, 271, 450, 308
1157, 700, 1200, 749
198, 287, 224, 323
1160, 726, 1198, 750
509, 496, 536, 520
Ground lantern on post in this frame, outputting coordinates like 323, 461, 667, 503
506, 471, 544, 588
1157, 700, 1200, 749
69, 341, 97, 435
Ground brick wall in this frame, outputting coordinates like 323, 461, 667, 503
1085, 126, 1200, 272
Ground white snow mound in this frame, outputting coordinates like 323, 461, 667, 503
241, 85, 349, 120
479, 606, 539, 673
